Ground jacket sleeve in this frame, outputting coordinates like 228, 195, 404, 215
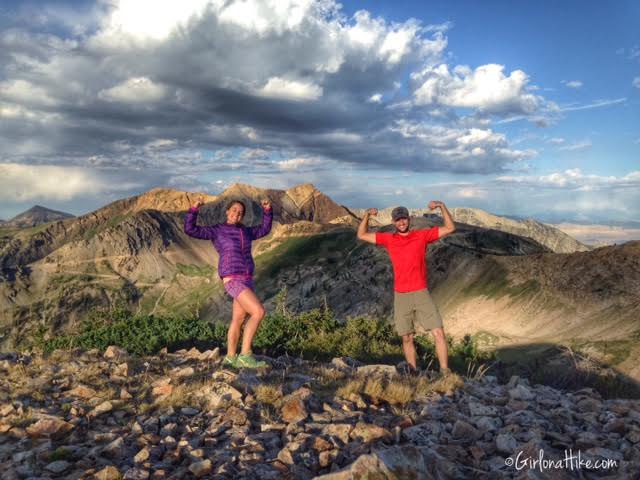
248, 208, 273, 240
184, 207, 217, 240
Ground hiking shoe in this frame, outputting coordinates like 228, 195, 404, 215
222, 355, 237, 368
236, 353, 267, 369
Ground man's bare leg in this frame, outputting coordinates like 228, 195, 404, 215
401, 333, 417, 369
431, 327, 449, 372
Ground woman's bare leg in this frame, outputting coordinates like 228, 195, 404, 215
235, 289, 266, 354
227, 299, 248, 357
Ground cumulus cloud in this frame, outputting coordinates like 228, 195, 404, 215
276, 156, 324, 170
452, 187, 488, 199
99, 77, 167, 103
390, 122, 535, 173
412, 63, 542, 115
0, 163, 142, 201
0, 79, 59, 107
259, 77, 323, 101
0, 0, 551, 193
633, 77, 640, 89
496, 168, 640, 190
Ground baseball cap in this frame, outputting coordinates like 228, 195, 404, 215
391, 206, 409, 221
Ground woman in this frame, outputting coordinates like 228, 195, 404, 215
184, 196, 273, 368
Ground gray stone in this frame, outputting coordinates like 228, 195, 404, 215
45, 460, 71, 474
451, 420, 482, 440
496, 433, 518, 454
123, 467, 150, 480
469, 401, 499, 416
508, 384, 535, 401
189, 459, 212, 477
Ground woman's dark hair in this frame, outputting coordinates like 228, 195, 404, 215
225, 200, 246, 216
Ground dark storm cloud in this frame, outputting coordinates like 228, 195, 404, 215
0, 0, 542, 181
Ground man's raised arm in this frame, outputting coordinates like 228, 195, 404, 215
428, 201, 456, 238
357, 208, 378, 244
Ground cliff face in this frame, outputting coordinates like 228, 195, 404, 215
449, 207, 590, 254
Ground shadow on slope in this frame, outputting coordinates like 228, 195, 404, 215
492, 342, 640, 399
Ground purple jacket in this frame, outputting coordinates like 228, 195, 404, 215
184, 207, 273, 278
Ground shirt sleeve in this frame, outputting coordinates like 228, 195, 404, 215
248, 207, 273, 240
375, 232, 391, 247
421, 226, 440, 244
184, 208, 217, 240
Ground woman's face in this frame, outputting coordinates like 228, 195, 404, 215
226, 203, 245, 224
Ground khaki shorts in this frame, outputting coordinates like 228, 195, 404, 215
393, 288, 443, 336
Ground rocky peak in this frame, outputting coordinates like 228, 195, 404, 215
130, 188, 217, 214
3, 205, 74, 228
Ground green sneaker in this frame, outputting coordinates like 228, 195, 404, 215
222, 355, 237, 368
236, 353, 267, 369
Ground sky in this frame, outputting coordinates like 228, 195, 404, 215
0, 0, 638, 223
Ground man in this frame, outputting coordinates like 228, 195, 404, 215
357, 201, 455, 374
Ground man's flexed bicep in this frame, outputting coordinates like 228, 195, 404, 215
357, 208, 378, 244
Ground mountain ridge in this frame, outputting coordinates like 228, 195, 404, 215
1, 184, 639, 383
2, 205, 75, 229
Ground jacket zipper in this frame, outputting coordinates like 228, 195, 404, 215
240, 228, 248, 274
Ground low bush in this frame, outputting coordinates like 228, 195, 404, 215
36, 292, 494, 371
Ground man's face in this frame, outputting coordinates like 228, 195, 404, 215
394, 217, 410, 233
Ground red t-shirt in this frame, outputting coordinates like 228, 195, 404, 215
376, 227, 440, 293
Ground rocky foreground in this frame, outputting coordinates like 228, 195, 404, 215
1, 347, 639, 479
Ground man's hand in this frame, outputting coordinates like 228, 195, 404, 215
429, 200, 456, 238
191, 196, 205, 210
357, 207, 378, 244
261, 199, 272, 210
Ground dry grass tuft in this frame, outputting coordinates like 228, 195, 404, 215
336, 378, 365, 399
429, 372, 465, 395
362, 377, 385, 400
311, 365, 348, 385
382, 378, 414, 405
336, 371, 466, 406
254, 384, 283, 407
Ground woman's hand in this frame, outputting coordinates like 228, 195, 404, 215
191, 196, 205, 210
261, 199, 272, 210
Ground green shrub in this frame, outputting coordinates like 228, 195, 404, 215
36, 294, 494, 373
37, 305, 228, 355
